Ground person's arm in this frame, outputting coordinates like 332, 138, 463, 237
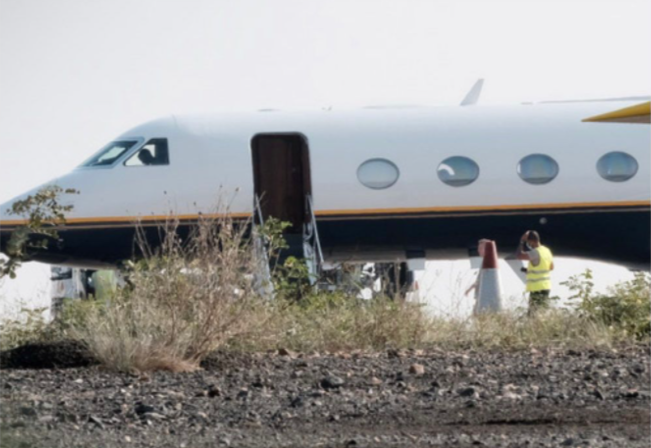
550, 261, 555, 271
516, 231, 532, 261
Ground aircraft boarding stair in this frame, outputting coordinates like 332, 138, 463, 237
252, 194, 324, 296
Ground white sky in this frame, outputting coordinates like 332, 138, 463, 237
0, 0, 649, 315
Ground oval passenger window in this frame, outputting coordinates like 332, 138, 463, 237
357, 159, 400, 189
517, 154, 559, 185
437, 156, 480, 187
597, 152, 638, 182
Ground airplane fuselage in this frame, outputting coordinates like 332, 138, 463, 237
1, 102, 649, 269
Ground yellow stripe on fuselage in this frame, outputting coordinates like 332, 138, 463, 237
314, 200, 650, 216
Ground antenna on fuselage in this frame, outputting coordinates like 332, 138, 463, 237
460, 79, 484, 106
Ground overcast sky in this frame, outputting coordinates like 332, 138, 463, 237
0, 0, 649, 313
1, 0, 650, 202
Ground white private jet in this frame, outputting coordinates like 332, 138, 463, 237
1, 83, 649, 271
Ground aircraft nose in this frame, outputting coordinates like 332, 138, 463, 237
0, 177, 71, 228
0, 190, 33, 226
0, 199, 14, 255
0, 198, 15, 226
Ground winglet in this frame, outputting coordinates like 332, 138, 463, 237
460, 79, 484, 106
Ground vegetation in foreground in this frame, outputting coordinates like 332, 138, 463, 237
2, 247, 648, 372
0, 187, 649, 372
0, 186, 78, 279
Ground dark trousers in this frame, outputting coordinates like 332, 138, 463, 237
528, 290, 551, 315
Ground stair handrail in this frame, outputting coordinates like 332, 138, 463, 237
253, 194, 265, 227
252, 194, 273, 299
306, 194, 325, 265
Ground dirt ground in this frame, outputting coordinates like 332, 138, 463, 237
1, 343, 649, 447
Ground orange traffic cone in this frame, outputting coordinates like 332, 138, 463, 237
474, 240, 503, 314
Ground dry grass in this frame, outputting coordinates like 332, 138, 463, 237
231, 294, 431, 353
72, 212, 271, 372
232, 302, 616, 353
421, 310, 615, 350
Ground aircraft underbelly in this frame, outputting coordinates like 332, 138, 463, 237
1, 207, 647, 270
318, 207, 650, 268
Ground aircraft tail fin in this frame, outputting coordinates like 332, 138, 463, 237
582, 101, 650, 124
460, 79, 484, 106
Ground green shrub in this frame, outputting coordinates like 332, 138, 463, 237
0, 186, 78, 279
563, 270, 650, 340
0, 307, 50, 350
0, 299, 101, 351
54, 298, 103, 334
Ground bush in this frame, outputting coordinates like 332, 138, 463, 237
0, 307, 50, 350
563, 270, 650, 340
0, 298, 101, 352
71, 213, 273, 372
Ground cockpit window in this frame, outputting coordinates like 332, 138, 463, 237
81, 140, 139, 167
125, 139, 169, 167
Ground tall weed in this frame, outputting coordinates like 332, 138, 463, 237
73, 213, 271, 372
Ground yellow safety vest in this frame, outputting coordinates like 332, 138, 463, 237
526, 245, 553, 292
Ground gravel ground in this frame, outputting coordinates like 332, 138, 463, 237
1, 344, 649, 447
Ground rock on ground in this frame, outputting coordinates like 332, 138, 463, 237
1, 344, 649, 447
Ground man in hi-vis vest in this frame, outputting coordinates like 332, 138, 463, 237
516, 230, 554, 313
